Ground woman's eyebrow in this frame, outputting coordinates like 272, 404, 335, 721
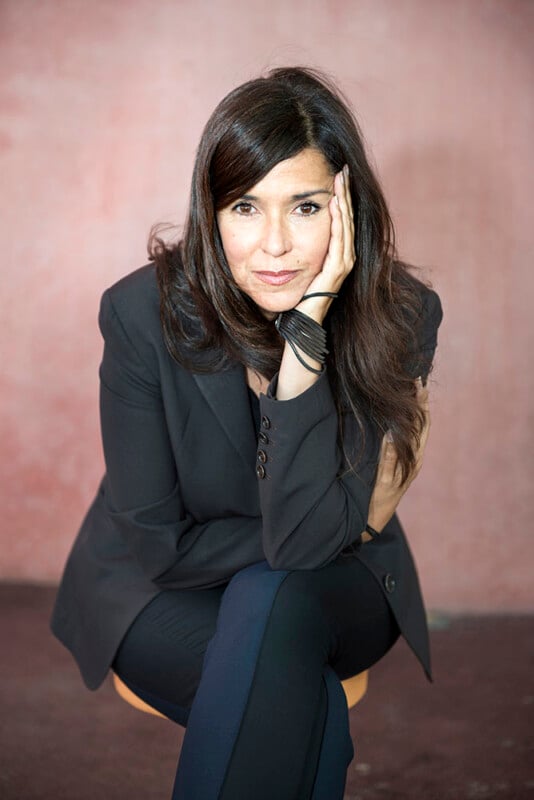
291, 190, 332, 201
241, 189, 332, 202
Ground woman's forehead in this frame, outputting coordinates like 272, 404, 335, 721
240, 148, 334, 200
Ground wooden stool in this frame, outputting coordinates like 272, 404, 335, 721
113, 669, 368, 719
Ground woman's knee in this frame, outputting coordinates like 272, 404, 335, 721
223, 560, 288, 611
223, 563, 330, 648
269, 572, 331, 646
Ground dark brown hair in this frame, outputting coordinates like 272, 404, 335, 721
150, 66, 430, 482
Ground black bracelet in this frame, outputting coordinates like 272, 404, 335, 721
365, 524, 380, 539
300, 292, 338, 301
279, 311, 326, 361
275, 309, 328, 374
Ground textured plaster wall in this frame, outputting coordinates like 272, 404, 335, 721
1, 0, 532, 611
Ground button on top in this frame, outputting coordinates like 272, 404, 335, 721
261, 415, 271, 430
383, 573, 396, 593
258, 431, 269, 445
256, 464, 266, 479
257, 450, 267, 464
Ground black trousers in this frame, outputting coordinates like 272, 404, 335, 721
113, 554, 399, 799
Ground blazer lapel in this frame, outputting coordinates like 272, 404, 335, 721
192, 363, 257, 473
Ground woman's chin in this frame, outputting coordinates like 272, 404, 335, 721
253, 290, 307, 318
256, 302, 296, 320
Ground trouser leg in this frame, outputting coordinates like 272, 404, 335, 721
309, 666, 357, 800
172, 562, 295, 799
215, 566, 353, 800
113, 583, 227, 726
173, 557, 398, 800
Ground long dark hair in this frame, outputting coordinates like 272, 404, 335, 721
150, 66, 430, 483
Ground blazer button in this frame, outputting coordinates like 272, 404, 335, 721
257, 450, 267, 464
383, 573, 396, 593
261, 415, 271, 430
258, 431, 269, 445
256, 464, 266, 479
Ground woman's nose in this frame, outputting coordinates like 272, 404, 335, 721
261, 215, 291, 257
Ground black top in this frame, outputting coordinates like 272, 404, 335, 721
248, 386, 261, 435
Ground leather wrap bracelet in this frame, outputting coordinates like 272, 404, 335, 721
301, 292, 338, 301
275, 309, 328, 374
274, 292, 337, 374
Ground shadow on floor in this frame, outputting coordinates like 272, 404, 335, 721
1, 584, 533, 799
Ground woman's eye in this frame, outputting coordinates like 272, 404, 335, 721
295, 202, 320, 216
233, 202, 256, 216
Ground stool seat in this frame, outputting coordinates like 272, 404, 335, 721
341, 670, 368, 708
112, 669, 368, 719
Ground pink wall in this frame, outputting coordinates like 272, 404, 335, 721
1, 0, 533, 611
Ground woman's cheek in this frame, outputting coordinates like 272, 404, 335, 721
308, 226, 331, 273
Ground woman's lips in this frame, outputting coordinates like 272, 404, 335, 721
254, 270, 300, 286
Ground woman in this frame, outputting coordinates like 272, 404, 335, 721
51, 66, 443, 799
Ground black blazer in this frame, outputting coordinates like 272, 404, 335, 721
51, 264, 443, 690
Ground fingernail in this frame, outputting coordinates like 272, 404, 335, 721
339, 170, 344, 185
416, 376, 423, 388
334, 195, 339, 206
385, 430, 393, 442
343, 164, 349, 178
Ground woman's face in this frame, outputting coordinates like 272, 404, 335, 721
216, 148, 335, 317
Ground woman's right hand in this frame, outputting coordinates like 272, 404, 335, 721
362, 378, 431, 542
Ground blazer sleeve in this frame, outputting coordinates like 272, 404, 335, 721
257, 287, 443, 571
98, 290, 264, 590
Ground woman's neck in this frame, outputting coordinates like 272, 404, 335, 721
246, 367, 270, 398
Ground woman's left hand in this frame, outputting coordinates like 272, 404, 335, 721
363, 377, 431, 539
296, 164, 356, 324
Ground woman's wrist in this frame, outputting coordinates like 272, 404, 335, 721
275, 299, 334, 400
367, 497, 398, 533
276, 342, 322, 400
365, 523, 381, 539
295, 296, 334, 325
360, 522, 382, 544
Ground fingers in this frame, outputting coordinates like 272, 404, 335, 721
326, 179, 344, 274
375, 430, 402, 489
324, 166, 356, 285
340, 165, 355, 267
334, 166, 355, 270
378, 377, 432, 488
413, 377, 431, 475
416, 376, 429, 413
